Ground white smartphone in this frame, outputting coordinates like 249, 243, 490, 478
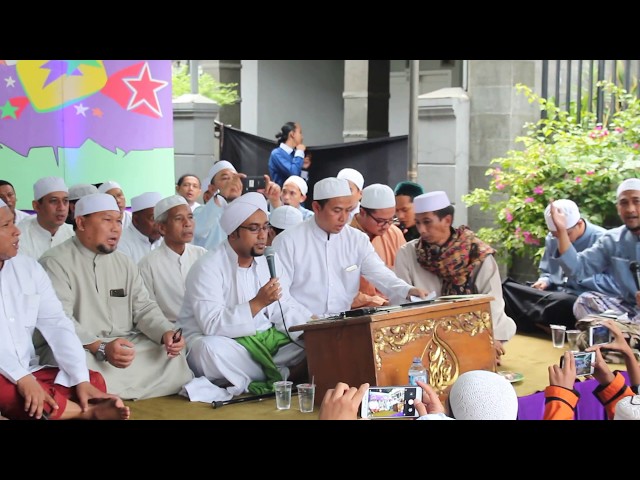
589, 324, 612, 346
560, 351, 596, 376
359, 385, 422, 419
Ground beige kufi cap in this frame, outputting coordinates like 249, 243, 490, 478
220, 192, 268, 235
208, 161, 237, 182
448, 370, 518, 420
414, 191, 451, 213
616, 178, 640, 199
131, 192, 163, 213
97, 180, 122, 194
544, 199, 580, 232
69, 183, 99, 201
360, 184, 396, 209
33, 176, 68, 201
284, 175, 308, 196
313, 177, 352, 201
75, 193, 119, 218
154, 195, 189, 219
270, 205, 303, 230
337, 168, 364, 191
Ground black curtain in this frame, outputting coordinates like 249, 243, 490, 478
220, 124, 409, 203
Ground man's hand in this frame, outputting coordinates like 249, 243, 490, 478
414, 381, 445, 417
548, 200, 567, 232
75, 381, 122, 412
407, 287, 429, 300
318, 382, 368, 420
107, 338, 136, 368
263, 174, 282, 208
531, 279, 549, 290
17, 374, 57, 419
548, 351, 576, 390
162, 330, 185, 358
251, 278, 282, 315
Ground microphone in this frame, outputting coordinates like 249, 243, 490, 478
630, 261, 640, 290
265, 246, 277, 279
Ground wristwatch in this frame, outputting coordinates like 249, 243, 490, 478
95, 342, 108, 362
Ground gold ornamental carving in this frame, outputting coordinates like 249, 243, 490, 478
372, 309, 492, 394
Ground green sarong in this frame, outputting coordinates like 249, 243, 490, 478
235, 327, 291, 395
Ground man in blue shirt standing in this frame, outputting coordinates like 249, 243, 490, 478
268, 122, 305, 187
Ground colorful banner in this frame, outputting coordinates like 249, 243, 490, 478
0, 60, 174, 209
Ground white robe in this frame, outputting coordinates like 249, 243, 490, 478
138, 242, 207, 322
271, 218, 412, 316
14, 209, 32, 225
117, 222, 163, 264
17, 215, 74, 260
0, 254, 89, 387
394, 239, 517, 342
177, 240, 311, 395
38, 237, 193, 400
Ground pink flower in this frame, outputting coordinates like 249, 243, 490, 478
575, 176, 582, 183
586, 170, 595, 175
533, 186, 544, 195
505, 210, 513, 223
634, 143, 640, 149
589, 132, 597, 139
496, 183, 505, 190
615, 127, 624, 133
524, 197, 534, 203
522, 231, 540, 245
595, 124, 603, 130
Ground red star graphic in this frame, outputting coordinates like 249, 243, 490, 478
122, 62, 168, 118
92, 107, 103, 118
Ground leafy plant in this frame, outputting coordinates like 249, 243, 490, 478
463, 81, 640, 268
172, 64, 240, 106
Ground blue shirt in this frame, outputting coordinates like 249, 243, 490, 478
268, 144, 304, 187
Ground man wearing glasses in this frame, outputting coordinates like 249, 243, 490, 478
177, 192, 312, 401
349, 184, 407, 308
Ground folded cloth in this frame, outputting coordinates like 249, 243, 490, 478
180, 376, 234, 403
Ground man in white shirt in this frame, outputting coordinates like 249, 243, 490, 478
272, 177, 428, 317
337, 167, 364, 220
98, 180, 132, 230
175, 174, 202, 212
0, 180, 31, 224
281, 175, 314, 220
139, 195, 207, 322
117, 191, 163, 263
18, 176, 74, 260
0, 198, 129, 420
178, 192, 312, 398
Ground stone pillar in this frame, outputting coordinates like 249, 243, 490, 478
416, 87, 470, 225
343, 60, 390, 142
172, 93, 220, 190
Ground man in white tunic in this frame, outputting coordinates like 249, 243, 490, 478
394, 191, 517, 365
0, 180, 32, 224
178, 192, 312, 398
272, 177, 428, 317
98, 180, 132, 230
18, 176, 74, 260
117, 191, 163, 263
38, 193, 193, 400
0, 199, 129, 420
66, 183, 98, 226
337, 168, 364, 220
139, 195, 207, 322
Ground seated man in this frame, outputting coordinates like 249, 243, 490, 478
139, 195, 207, 322
117, 191, 164, 263
178, 192, 312, 398
268, 205, 303, 246
0, 179, 31, 224
394, 181, 424, 242
97, 180, 132, 230
394, 190, 517, 364
337, 168, 364, 220
0, 198, 129, 420
66, 183, 99, 227
502, 199, 619, 333
38, 193, 193, 400
281, 175, 314, 220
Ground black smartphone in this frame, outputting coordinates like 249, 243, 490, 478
172, 328, 183, 343
242, 176, 266, 193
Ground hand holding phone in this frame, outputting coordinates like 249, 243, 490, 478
359, 386, 422, 419
589, 324, 612, 347
172, 328, 183, 343
560, 351, 595, 376
241, 176, 267, 193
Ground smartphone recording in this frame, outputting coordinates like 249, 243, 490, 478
360, 386, 421, 419
560, 351, 595, 376
242, 176, 266, 193
589, 324, 612, 347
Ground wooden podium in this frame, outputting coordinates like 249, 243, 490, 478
289, 295, 496, 406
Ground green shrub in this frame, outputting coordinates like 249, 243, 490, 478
172, 65, 240, 106
463, 81, 640, 268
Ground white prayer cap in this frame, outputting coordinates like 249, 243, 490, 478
97, 180, 122, 194
414, 191, 451, 214
616, 178, 640, 198
270, 205, 303, 230
283, 175, 308, 196
220, 192, 268, 235
154, 194, 188, 219
208, 160, 237, 182
313, 177, 352, 201
448, 370, 518, 420
361, 184, 396, 209
337, 168, 364, 191
33, 176, 68, 200
614, 395, 640, 420
68, 183, 98, 201
0, 198, 7, 209
544, 199, 580, 232
131, 192, 163, 213
75, 193, 119, 218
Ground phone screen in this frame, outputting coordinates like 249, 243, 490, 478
360, 386, 421, 419
560, 351, 595, 376
589, 325, 611, 346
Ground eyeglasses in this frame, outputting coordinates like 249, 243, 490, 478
365, 210, 398, 227
238, 223, 271, 234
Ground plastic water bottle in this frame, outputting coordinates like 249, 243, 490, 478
408, 357, 428, 386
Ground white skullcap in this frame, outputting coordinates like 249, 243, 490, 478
68, 183, 98, 201
337, 168, 364, 191
283, 175, 308, 196
314, 177, 352, 201
75, 193, 119, 218
448, 370, 518, 420
0, 198, 7, 209
270, 205, 303, 230
154, 194, 189, 219
208, 161, 237, 182
131, 192, 163, 213
361, 183, 396, 209
220, 192, 268, 235
616, 178, 640, 199
544, 199, 580, 232
414, 191, 451, 214
33, 176, 68, 200
614, 395, 640, 420
97, 180, 122, 194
